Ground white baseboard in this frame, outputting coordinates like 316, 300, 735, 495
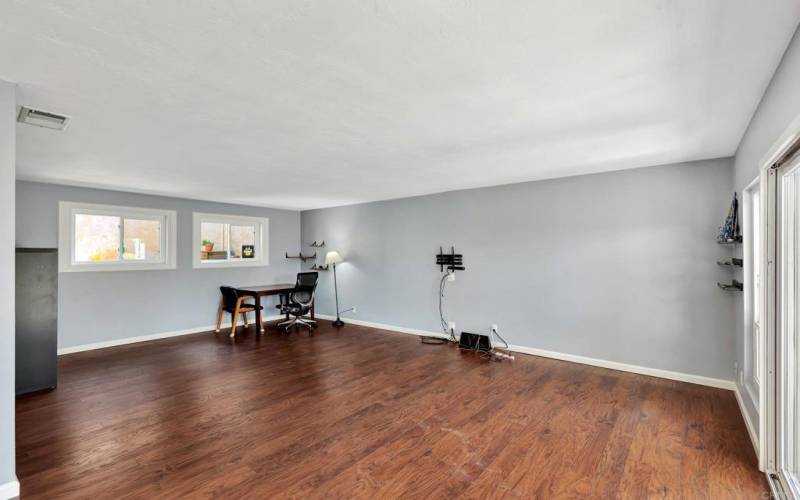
735, 384, 760, 457
316, 314, 450, 339
58, 313, 737, 390
507, 344, 736, 390
57, 315, 285, 355
316, 314, 735, 390
0, 478, 19, 499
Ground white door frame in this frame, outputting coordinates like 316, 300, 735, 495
760, 111, 800, 486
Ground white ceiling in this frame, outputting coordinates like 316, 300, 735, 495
1, 1, 799, 210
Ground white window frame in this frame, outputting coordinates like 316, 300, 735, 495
743, 177, 762, 405
192, 212, 269, 269
58, 201, 177, 272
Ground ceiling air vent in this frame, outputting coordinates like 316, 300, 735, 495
17, 106, 71, 131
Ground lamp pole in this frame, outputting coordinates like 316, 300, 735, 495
332, 262, 344, 327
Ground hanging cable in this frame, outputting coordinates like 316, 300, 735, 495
421, 271, 456, 344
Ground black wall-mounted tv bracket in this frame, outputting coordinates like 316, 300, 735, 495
436, 246, 465, 273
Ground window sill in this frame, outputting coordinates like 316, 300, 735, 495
59, 262, 177, 273
193, 259, 268, 269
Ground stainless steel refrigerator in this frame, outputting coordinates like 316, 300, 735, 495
15, 248, 58, 395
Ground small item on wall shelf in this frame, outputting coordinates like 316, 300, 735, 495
717, 280, 744, 291
310, 264, 329, 271
242, 245, 255, 259
285, 251, 316, 262
309, 241, 326, 248
717, 258, 743, 268
716, 193, 742, 243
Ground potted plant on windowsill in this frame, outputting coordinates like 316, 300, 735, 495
202, 240, 214, 252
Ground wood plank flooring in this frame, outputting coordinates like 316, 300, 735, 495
16, 320, 768, 498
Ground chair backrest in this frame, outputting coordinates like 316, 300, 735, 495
290, 272, 318, 305
219, 286, 239, 310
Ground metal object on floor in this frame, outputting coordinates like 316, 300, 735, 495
278, 314, 317, 332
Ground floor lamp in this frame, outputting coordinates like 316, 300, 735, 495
325, 251, 345, 327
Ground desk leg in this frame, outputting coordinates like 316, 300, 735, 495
255, 295, 264, 334
311, 300, 315, 320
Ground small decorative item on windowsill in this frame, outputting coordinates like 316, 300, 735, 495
242, 245, 255, 259
716, 193, 742, 243
202, 240, 214, 252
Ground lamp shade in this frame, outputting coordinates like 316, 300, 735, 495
324, 250, 343, 265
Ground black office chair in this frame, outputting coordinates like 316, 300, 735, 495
216, 286, 263, 338
277, 272, 319, 332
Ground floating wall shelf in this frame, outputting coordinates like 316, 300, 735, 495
285, 251, 316, 262
717, 280, 744, 291
716, 236, 743, 244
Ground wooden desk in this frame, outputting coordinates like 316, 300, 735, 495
235, 284, 314, 333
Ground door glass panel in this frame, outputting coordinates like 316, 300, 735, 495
781, 163, 800, 491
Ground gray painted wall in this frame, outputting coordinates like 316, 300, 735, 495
732, 26, 800, 436
302, 158, 736, 380
15, 181, 301, 349
1, 81, 17, 489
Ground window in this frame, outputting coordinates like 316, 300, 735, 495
743, 178, 762, 401
59, 202, 177, 272
192, 213, 269, 268
751, 186, 761, 386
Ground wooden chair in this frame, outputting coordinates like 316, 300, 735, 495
216, 286, 263, 338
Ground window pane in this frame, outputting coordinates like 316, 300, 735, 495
123, 218, 161, 261
74, 214, 120, 262
753, 189, 761, 321
200, 222, 229, 260
230, 225, 256, 259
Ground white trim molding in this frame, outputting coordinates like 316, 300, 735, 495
506, 344, 736, 390
59, 315, 738, 393
314, 314, 736, 390
735, 384, 761, 457
58, 315, 285, 355
0, 478, 19, 500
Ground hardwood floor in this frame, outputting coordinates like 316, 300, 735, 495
16, 320, 767, 499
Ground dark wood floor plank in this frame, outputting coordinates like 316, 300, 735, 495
16, 320, 769, 498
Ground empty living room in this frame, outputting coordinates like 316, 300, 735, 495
3, 1, 800, 498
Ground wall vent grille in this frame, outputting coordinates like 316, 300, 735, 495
17, 106, 71, 130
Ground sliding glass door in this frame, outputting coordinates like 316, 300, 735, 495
776, 153, 800, 496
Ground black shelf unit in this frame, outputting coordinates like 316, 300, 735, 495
717, 258, 743, 268
717, 280, 744, 292
716, 236, 743, 244
285, 251, 316, 262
